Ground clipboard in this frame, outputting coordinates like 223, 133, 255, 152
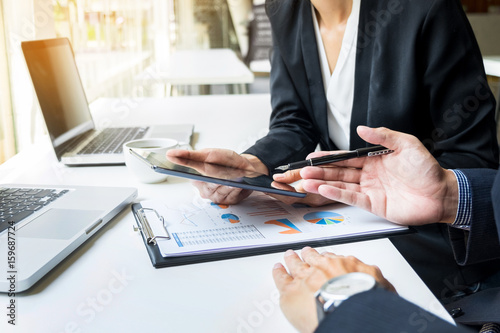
131, 202, 414, 268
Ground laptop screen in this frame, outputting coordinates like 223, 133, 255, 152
22, 38, 94, 151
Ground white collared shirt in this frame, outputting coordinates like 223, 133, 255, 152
312, 0, 361, 150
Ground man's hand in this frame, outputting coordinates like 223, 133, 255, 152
301, 126, 459, 225
272, 247, 395, 333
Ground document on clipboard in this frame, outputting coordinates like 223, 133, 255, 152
132, 193, 411, 267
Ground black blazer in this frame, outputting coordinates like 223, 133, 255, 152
317, 170, 500, 331
244, 0, 499, 173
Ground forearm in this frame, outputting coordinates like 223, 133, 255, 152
244, 131, 318, 174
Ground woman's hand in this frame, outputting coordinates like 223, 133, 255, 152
166, 148, 267, 204
271, 170, 337, 207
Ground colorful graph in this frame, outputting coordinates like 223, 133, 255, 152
211, 202, 229, 209
304, 212, 344, 225
221, 213, 240, 224
265, 218, 302, 234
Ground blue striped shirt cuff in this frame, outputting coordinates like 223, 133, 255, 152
450, 169, 472, 230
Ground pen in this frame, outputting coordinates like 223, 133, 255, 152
275, 145, 394, 171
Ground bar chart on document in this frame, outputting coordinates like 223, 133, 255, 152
139, 192, 407, 257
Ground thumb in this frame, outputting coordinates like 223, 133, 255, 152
356, 126, 408, 151
273, 169, 302, 184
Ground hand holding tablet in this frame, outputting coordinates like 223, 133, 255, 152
127, 147, 306, 198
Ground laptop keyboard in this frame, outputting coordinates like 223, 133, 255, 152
0, 187, 69, 233
78, 127, 148, 155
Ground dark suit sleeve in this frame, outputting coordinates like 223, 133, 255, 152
494, 171, 500, 241
316, 289, 473, 333
243, 30, 320, 173
243, 1, 323, 173
244, 35, 319, 172
418, 0, 498, 169
448, 169, 500, 265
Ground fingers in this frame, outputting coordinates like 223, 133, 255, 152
283, 249, 312, 278
301, 248, 360, 279
300, 179, 367, 207
273, 169, 302, 184
272, 262, 293, 291
302, 249, 393, 288
167, 148, 249, 169
274, 248, 397, 296
320, 252, 345, 259
316, 183, 371, 211
278, 248, 330, 292
166, 148, 207, 161
300, 179, 327, 194
306, 150, 347, 159
266, 190, 337, 207
167, 154, 208, 171
270, 180, 298, 192
301, 247, 343, 262
280, 247, 345, 278
300, 166, 362, 183
192, 181, 252, 205
299, 247, 333, 269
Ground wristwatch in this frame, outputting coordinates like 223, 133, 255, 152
315, 272, 379, 323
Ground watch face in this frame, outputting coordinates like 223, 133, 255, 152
320, 272, 376, 301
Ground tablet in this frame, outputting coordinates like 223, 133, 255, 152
129, 149, 306, 198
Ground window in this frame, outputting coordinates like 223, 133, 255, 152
461, 0, 500, 13
0, 0, 16, 163
0, 0, 252, 161
52, 0, 158, 101
1, 0, 170, 157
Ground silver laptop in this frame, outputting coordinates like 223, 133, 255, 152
0, 184, 137, 292
21, 38, 193, 166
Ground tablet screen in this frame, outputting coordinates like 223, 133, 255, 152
129, 149, 306, 198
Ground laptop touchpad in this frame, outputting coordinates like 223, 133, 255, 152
18, 209, 103, 240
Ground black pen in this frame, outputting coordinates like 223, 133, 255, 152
275, 145, 394, 171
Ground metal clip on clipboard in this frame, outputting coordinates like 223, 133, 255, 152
133, 208, 170, 245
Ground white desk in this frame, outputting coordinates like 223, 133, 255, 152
484, 56, 500, 77
0, 94, 452, 332
136, 49, 255, 95
483, 56, 500, 139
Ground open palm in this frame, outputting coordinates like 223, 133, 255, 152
301, 127, 458, 226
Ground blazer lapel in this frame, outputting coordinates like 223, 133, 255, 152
299, 1, 331, 149
350, 0, 373, 149
300, 0, 375, 150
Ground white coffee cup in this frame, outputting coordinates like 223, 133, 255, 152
123, 138, 180, 184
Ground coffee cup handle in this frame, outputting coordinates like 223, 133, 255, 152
176, 142, 192, 150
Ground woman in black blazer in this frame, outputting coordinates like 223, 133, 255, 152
245, 0, 498, 170
168, 0, 499, 300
